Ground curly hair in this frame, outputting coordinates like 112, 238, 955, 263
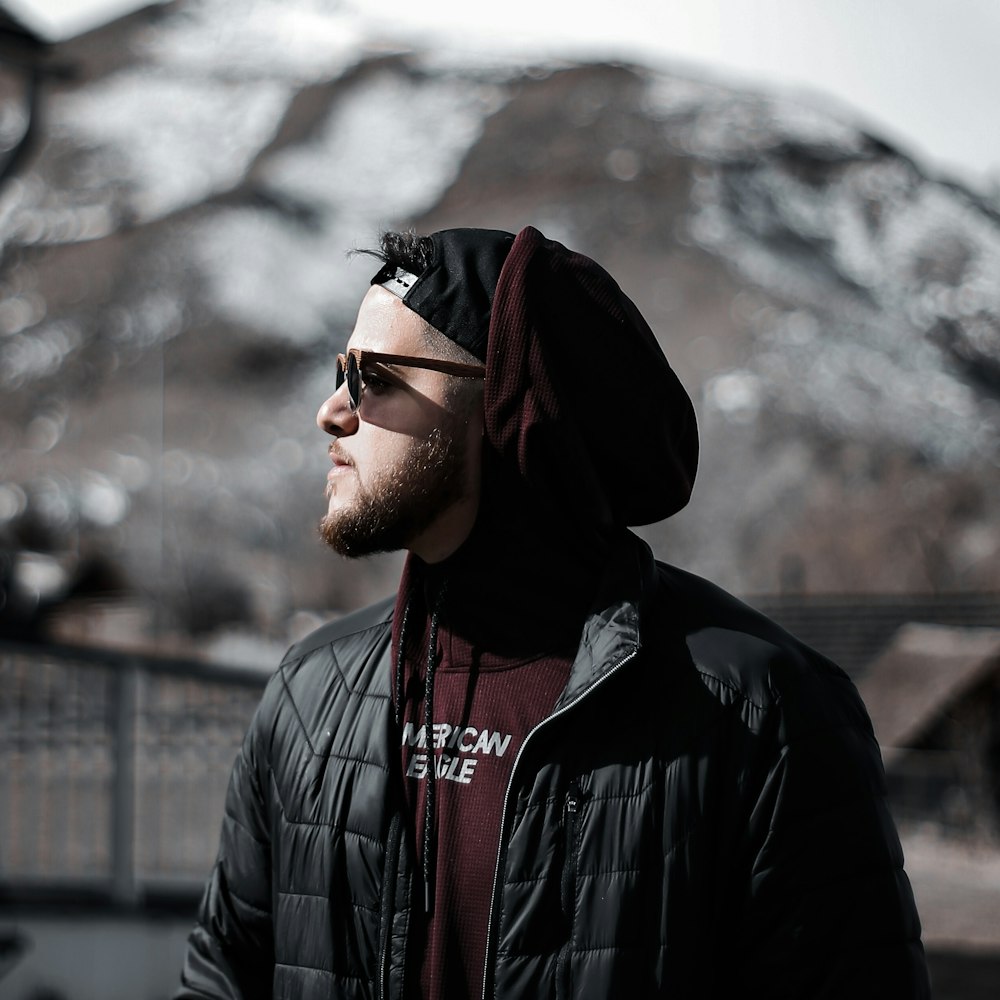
379, 231, 434, 275
355, 230, 433, 276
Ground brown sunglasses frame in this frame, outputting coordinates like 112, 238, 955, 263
336, 348, 486, 411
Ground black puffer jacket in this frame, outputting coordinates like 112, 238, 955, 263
176, 535, 928, 1000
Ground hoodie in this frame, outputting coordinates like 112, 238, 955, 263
390, 226, 698, 999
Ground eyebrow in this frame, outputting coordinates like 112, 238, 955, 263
360, 358, 408, 383
351, 349, 486, 378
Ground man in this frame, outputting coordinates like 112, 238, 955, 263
176, 226, 929, 999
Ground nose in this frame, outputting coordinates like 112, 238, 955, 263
316, 382, 359, 437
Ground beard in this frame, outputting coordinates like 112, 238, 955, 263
319, 426, 468, 558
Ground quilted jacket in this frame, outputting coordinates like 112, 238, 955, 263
176, 536, 929, 1000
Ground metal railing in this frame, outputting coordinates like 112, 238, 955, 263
0, 640, 267, 908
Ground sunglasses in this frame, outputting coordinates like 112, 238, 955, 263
335, 348, 486, 413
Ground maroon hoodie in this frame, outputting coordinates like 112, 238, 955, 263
390, 226, 698, 999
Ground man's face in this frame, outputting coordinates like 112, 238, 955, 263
316, 286, 484, 561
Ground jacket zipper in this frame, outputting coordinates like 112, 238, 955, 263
378, 812, 402, 1000
480, 645, 639, 1000
560, 787, 581, 916
556, 786, 582, 1000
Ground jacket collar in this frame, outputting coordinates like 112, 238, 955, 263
553, 533, 654, 711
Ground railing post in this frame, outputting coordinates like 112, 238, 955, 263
111, 662, 138, 905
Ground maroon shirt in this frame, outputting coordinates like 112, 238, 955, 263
397, 618, 573, 1000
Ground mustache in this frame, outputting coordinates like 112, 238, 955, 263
328, 443, 355, 467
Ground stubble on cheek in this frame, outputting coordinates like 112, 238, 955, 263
318, 426, 466, 558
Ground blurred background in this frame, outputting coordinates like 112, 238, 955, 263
2, 0, 1000, 997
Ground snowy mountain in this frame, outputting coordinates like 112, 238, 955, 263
2, 0, 999, 655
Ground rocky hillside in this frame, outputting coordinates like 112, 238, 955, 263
2, 0, 999, 658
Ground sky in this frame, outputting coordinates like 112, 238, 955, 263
346, 0, 1000, 193
10, 0, 1000, 191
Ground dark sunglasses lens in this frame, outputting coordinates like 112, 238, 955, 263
346, 354, 362, 411
335, 356, 346, 391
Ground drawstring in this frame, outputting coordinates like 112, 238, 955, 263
395, 578, 446, 915
394, 596, 412, 730
422, 581, 446, 915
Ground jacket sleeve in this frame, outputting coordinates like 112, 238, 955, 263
731, 663, 930, 1000
175, 691, 276, 1000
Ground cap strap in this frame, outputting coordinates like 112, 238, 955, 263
374, 264, 420, 300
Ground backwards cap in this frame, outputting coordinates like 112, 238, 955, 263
370, 228, 514, 362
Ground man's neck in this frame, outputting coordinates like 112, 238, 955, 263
407, 494, 480, 564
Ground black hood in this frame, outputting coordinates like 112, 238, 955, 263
483, 225, 699, 528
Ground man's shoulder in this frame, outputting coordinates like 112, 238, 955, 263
281, 595, 396, 665
652, 560, 805, 646
250, 596, 396, 755
264, 596, 395, 714
649, 561, 855, 719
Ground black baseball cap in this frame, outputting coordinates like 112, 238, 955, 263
370, 228, 514, 362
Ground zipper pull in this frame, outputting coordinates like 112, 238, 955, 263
565, 779, 584, 817
561, 781, 584, 920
